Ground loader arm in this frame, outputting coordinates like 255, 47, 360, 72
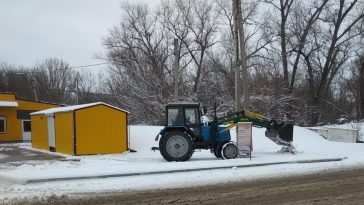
217, 110, 293, 146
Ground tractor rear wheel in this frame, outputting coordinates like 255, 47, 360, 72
159, 131, 194, 162
221, 142, 238, 159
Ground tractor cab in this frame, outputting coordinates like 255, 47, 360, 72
165, 102, 201, 137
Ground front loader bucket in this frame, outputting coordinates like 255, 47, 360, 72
277, 123, 293, 143
265, 123, 294, 146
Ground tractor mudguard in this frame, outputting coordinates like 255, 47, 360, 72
155, 126, 194, 141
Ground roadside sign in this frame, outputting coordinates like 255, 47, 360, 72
236, 122, 252, 159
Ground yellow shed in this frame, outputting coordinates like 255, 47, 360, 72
0, 93, 60, 142
30, 102, 129, 155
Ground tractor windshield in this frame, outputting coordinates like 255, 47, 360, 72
185, 108, 198, 124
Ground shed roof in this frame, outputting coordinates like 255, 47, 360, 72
0, 101, 18, 107
31, 102, 129, 116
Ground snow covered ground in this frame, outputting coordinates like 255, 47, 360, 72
0, 125, 364, 202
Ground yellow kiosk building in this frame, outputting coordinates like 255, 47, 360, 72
30, 102, 129, 155
0, 93, 60, 142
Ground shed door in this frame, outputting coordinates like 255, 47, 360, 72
22, 120, 32, 141
47, 116, 56, 149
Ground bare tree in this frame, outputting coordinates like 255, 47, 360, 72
302, 0, 364, 124
262, 0, 294, 89
159, 0, 220, 94
103, 2, 172, 124
350, 53, 364, 120
33, 58, 76, 103
100, 0, 363, 125
361, 57, 364, 119
340, 60, 361, 121
76, 71, 104, 104
0, 63, 34, 100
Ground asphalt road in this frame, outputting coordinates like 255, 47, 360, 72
0, 144, 63, 164
7, 167, 364, 205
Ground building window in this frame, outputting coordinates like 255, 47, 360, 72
17, 110, 34, 120
0, 117, 6, 134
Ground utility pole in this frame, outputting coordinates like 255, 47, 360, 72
233, 0, 241, 111
237, 0, 249, 110
76, 72, 80, 104
232, 0, 249, 111
173, 38, 180, 101
30, 74, 38, 101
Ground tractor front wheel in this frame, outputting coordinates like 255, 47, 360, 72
221, 142, 238, 159
159, 131, 194, 162
213, 143, 223, 158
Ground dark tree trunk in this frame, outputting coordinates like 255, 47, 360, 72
360, 59, 364, 119
311, 96, 320, 125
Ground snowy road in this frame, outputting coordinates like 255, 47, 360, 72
5, 166, 364, 205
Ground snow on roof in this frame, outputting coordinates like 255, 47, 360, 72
0, 101, 18, 107
31, 102, 129, 116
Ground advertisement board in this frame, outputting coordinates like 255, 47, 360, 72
236, 122, 252, 158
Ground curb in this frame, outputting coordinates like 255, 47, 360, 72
25, 157, 346, 184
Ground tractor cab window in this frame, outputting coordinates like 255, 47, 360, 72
167, 107, 184, 126
185, 108, 198, 125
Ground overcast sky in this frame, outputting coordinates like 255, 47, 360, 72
0, 0, 160, 70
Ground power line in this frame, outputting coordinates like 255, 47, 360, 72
11, 53, 168, 75
69, 62, 108, 69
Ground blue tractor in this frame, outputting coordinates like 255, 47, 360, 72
154, 102, 294, 162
